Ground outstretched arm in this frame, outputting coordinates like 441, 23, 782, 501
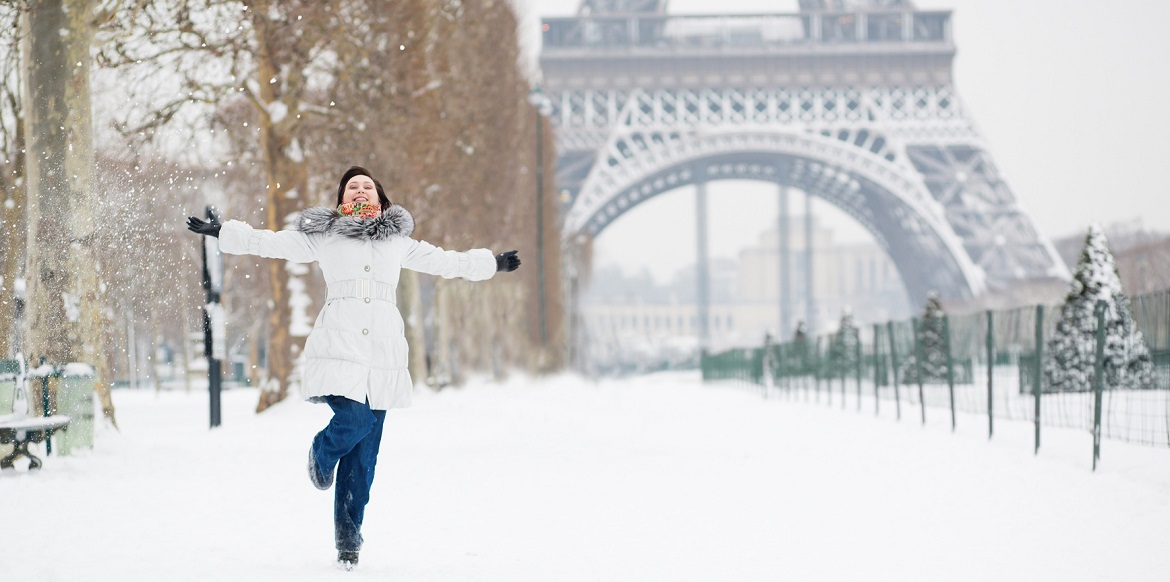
187, 217, 319, 263
401, 240, 521, 281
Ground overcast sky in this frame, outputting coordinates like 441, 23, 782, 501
517, 0, 1170, 283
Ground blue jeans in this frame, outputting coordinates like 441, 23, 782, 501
311, 396, 387, 552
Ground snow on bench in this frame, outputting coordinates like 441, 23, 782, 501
0, 355, 71, 471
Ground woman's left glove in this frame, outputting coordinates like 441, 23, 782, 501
495, 250, 521, 272
186, 216, 221, 238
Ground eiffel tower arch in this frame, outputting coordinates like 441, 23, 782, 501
541, 0, 1068, 309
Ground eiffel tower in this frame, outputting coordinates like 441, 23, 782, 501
541, 0, 1067, 338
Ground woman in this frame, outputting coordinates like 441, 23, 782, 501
186, 166, 521, 570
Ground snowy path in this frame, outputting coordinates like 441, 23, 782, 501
3, 372, 1169, 581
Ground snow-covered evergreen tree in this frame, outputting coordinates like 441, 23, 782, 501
1044, 224, 1153, 392
901, 292, 949, 384
788, 320, 810, 373
831, 309, 860, 371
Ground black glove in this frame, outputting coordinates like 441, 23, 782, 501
495, 250, 521, 272
186, 216, 221, 238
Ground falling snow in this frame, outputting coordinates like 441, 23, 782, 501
268, 100, 288, 124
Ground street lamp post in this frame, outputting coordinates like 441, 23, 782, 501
201, 205, 225, 428
528, 87, 553, 345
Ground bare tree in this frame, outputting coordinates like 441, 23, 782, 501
96, 0, 359, 410
90, 0, 567, 404
314, 0, 567, 380
0, 1, 26, 359
21, 0, 114, 421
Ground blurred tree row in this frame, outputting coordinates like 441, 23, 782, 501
0, 0, 564, 416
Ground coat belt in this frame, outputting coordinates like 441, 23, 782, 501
326, 279, 396, 304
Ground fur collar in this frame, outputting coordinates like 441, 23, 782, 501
293, 204, 415, 240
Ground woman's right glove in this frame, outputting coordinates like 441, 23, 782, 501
495, 250, 521, 272
186, 216, 221, 238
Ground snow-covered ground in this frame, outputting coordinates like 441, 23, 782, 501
3, 371, 1169, 581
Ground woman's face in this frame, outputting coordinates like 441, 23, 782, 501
342, 175, 377, 206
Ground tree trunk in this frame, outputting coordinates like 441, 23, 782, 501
150, 312, 160, 392
0, 5, 24, 359
252, 7, 309, 412
0, 91, 24, 360
21, 0, 112, 422
398, 269, 429, 387
253, 149, 305, 412
248, 329, 260, 389
126, 313, 136, 391
433, 278, 452, 388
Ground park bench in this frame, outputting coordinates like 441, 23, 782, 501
0, 356, 70, 471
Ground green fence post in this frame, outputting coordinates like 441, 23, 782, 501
788, 343, 794, 399
855, 326, 863, 412
752, 348, 764, 390
829, 337, 837, 408
39, 364, 56, 456
733, 350, 739, 384
986, 310, 994, 440
782, 344, 790, 399
873, 323, 881, 416
804, 341, 810, 401
827, 337, 834, 407
777, 343, 785, 398
806, 340, 813, 402
802, 343, 809, 402
814, 336, 822, 405
742, 350, 750, 385
746, 350, 753, 386
823, 337, 830, 407
723, 351, 729, 383
1033, 305, 1044, 455
839, 343, 845, 410
806, 340, 812, 402
738, 350, 744, 384
1092, 300, 1106, 471
789, 343, 795, 399
888, 320, 901, 421
753, 349, 760, 388
944, 315, 956, 432
729, 350, 735, 384
825, 337, 832, 406
840, 335, 847, 411
912, 317, 926, 425
822, 337, 829, 407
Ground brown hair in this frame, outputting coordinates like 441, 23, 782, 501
335, 166, 390, 210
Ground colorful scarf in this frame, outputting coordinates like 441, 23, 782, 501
338, 201, 380, 219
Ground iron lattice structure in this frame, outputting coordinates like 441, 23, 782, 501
541, 1, 1068, 305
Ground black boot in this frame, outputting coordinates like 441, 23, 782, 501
338, 550, 359, 571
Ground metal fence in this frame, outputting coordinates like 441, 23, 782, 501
701, 289, 1170, 466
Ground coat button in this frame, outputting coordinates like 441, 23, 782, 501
364, 297, 371, 303
364, 265, 371, 272
362, 329, 369, 335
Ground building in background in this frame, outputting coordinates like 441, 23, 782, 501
579, 215, 911, 373
737, 214, 911, 339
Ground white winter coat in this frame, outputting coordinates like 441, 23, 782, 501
218, 204, 496, 409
